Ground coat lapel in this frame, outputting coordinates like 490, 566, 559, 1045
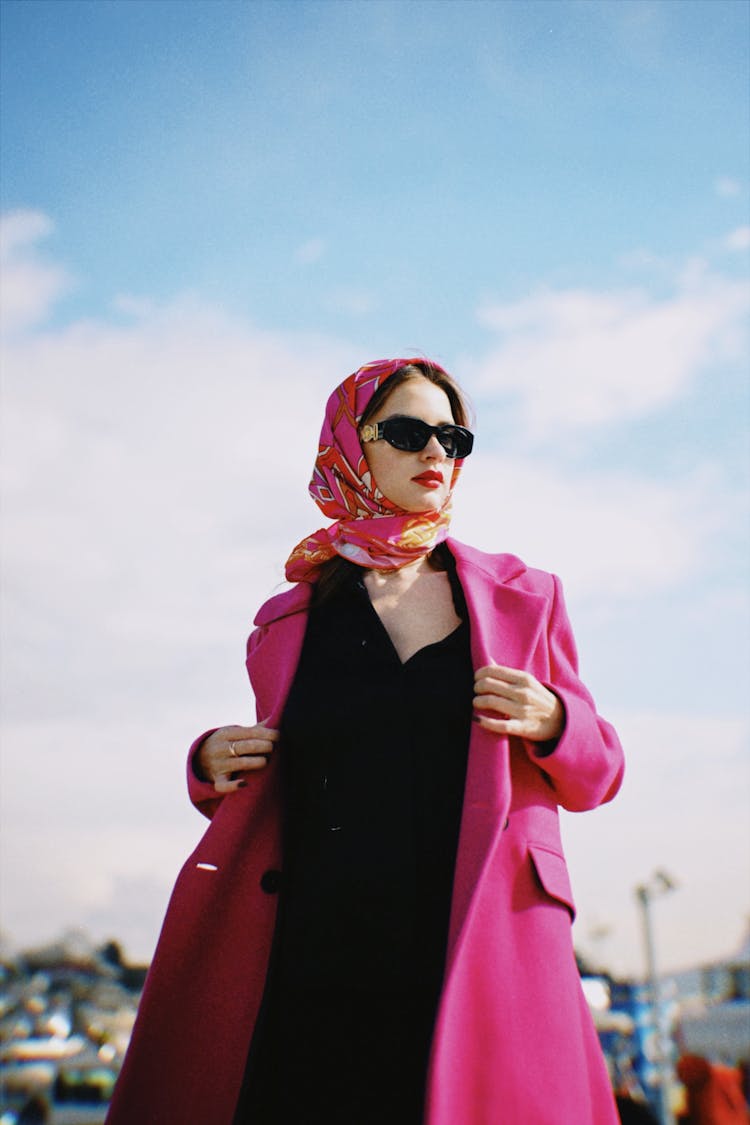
446, 540, 550, 955
246, 582, 312, 727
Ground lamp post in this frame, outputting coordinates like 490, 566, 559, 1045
635, 869, 678, 1125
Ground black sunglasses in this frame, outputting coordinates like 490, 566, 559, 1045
360, 415, 474, 459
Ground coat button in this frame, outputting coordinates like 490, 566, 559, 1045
260, 869, 282, 894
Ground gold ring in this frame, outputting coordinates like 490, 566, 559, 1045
229, 742, 238, 758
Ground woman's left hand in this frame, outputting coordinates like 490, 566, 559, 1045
473, 663, 565, 743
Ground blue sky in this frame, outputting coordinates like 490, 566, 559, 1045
3, 0, 747, 339
1, 0, 748, 977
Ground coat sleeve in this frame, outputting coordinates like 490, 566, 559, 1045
185, 624, 268, 820
185, 729, 223, 820
527, 573, 624, 812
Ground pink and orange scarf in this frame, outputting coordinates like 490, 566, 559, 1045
285, 357, 464, 583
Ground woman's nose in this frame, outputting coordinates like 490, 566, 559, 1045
421, 434, 447, 460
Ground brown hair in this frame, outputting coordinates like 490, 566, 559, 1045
312, 360, 471, 605
358, 360, 472, 430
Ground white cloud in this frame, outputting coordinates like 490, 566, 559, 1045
0, 210, 73, 333
324, 288, 376, 317
724, 225, 750, 253
0, 277, 361, 731
451, 455, 724, 602
618, 246, 667, 273
295, 236, 326, 264
0, 209, 54, 255
714, 176, 742, 198
474, 272, 749, 441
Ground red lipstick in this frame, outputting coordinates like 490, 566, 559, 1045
412, 471, 444, 488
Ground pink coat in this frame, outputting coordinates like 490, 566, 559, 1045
106, 540, 624, 1125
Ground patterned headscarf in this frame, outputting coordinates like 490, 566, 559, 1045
284, 357, 465, 583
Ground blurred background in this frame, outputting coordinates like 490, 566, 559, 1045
1, 1, 748, 1120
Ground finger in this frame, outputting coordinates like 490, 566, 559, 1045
255, 720, 281, 738
229, 723, 280, 747
473, 693, 524, 719
476, 711, 557, 741
209, 751, 271, 783
222, 731, 278, 765
475, 664, 532, 686
475, 714, 525, 736
230, 735, 277, 756
214, 755, 271, 792
226, 746, 274, 771
224, 724, 281, 743
473, 680, 536, 714
225, 754, 271, 772
213, 775, 250, 795
473, 675, 519, 701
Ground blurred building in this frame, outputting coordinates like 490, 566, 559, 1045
0, 931, 144, 1125
583, 926, 750, 1122
2, 927, 748, 1123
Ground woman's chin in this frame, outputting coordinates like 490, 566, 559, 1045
400, 487, 450, 514
403, 499, 446, 516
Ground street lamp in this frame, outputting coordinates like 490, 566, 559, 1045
635, 869, 678, 1125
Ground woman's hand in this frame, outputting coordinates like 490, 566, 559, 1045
473, 664, 565, 743
197, 723, 280, 794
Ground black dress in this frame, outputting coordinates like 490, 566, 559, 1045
234, 552, 474, 1125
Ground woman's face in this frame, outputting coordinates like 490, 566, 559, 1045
361, 376, 455, 513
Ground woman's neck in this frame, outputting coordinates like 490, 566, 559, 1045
365, 554, 432, 586
362, 552, 460, 663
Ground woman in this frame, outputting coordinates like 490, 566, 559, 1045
106, 357, 624, 1125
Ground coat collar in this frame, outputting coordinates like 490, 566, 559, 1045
253, 538, 529, 629
446, 538, 545, 673
253, 581, 313, 627
444, 538, 527, 586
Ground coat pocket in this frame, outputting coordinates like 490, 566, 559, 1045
528, 843, 576, 920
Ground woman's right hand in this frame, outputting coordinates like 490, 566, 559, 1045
197, 723, 280, 794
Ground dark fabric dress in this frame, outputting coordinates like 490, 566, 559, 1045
234, 554, 474, 1125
